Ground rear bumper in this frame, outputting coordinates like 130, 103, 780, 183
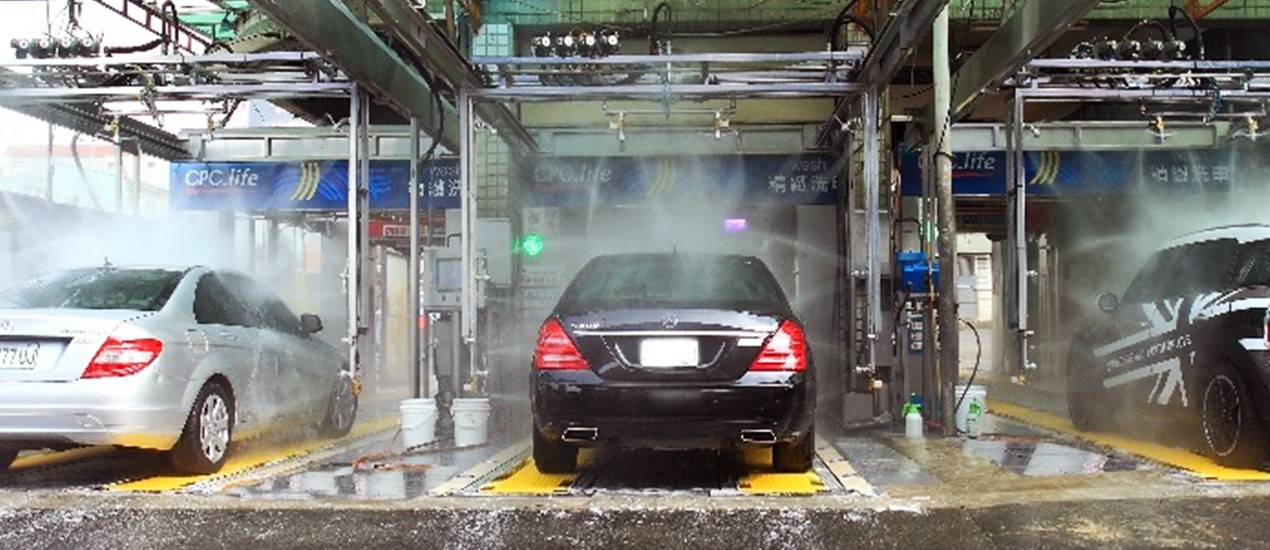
0, 377, 187, 451
532, 370, 814, 449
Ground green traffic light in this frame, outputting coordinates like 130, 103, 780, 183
521, 233, 545, 257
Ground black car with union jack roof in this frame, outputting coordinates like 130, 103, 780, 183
1068, 224, 1270, 467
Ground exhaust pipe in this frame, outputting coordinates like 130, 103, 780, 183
739, 429, 776, 444
562, 427, 598, 442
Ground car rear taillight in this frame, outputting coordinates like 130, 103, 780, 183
1265, 309, 1270, 349
534, 319, 588, 370
749, 320, 807, 372
82, 338, 163, 379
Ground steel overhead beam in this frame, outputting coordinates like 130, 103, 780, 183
366, 0, 537, 153
89, 0, 213, 54
7, 102, 187, 160
248, 0, 460, 151
948, 0, 1101, 120
817, 0, 949, 147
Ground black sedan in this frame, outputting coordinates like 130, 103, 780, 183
530, 253, 815, 473
1068, 225, 1270, 468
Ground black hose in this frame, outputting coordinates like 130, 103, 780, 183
1169, 5, 1205, 60
827, 1, 876, 49
649, 1, 672, 55
952, 318, 982, 434
104, 37, 164, 56
1121, 18, 1173, 42
161, 1, 178, 55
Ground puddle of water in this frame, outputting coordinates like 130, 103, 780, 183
962, 437, 1149, 477
229, 444, 497, 500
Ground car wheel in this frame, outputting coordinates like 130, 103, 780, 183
1200, 363, 1268, 468
170, 382, 234, 475
533, 428, 577, 474
773, 429, 814, 472
318, 375, 358, 438
1067, 341, 1111, 431
0, 447, 17, 472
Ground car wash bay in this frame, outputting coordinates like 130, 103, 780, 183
9, 0, 1270, 547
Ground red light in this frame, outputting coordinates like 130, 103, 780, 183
749, 320, 807, 372
534, 319, 588, 370
82, 338, 163, 379
1264, 309, 1270, 349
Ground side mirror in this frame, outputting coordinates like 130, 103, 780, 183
1097, 293, 1119, 314
300, 313, 323, 334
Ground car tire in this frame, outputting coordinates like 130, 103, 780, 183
1200, 363, 1268, 468
0, 447, 17, 472
533, 428, 577, 474
169, 382, 234, 475
318, 375, 358, 438
773, 429, 814, 473
1067, 341, 1111, 432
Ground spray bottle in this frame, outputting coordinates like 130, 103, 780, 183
903, 393, 923, 439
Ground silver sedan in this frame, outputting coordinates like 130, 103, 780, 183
0, 265, 357, 474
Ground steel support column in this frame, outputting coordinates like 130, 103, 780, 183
1007, 90, 1030, 374
933, 5, 958, 436
346, 84, 361, 375
409, 117, 423, 399
863, 89, 882, 374
459, 90, 477, 385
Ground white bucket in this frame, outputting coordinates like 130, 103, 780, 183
451, 397, 492, 447
954, 384, 988, 435
399, 398, 437, 449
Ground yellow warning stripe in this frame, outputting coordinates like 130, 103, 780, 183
481, 448, 599, 495
813, 436, 876, 496
737, 447, 825, 495
431, 439, 528, 496
10, 446, 115, 471
107, 415, 400, 492
990, 400, 1270, 481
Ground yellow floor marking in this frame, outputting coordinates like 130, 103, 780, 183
11, 446, 115, 471
107, 416, 400, 492
737, 447, 825, 495
991, 400, 1270, 481
431, 439, 529, 496
480, 449, 597, 495
814, 436, 876, 496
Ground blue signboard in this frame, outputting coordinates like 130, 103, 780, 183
898, 148, 1239, 197
170, 159, 460, 211
523, 154, 839, 207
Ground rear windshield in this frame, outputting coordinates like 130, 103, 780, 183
0, 268, 184, 311
557, 255, 788, 312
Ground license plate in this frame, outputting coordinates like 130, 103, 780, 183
639, 338, 699, 368
0, 342, 43, 370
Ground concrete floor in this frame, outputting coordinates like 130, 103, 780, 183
4, 387, 1270, 548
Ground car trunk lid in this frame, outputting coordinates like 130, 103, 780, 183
0, 309, 150, 382
560, 309, 782, 382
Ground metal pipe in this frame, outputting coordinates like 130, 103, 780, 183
863, 88, 881, 375
359, 91, 373, 350
466, 82, 865, 101
346, 84, 360, 376
933, 5, 959, 436
409, 117, 422, 399
113, 118, 123, 214
45, 123, 53, 202
132, 143, 141, 215
1010, 90, 1031, 373
459, 89, 476, 393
